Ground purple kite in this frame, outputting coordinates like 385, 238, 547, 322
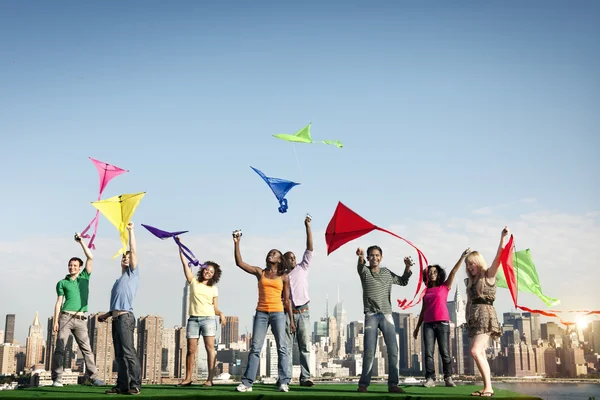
81, 157, 128, 249
141, 223, 205, 268
250, 166, 300, 213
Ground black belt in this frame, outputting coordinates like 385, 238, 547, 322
61, 312, 87, 320
472, 298, 494, 306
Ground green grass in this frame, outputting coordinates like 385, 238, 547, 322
0, 383, 542, 399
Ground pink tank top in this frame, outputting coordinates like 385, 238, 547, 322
422, 285, 451, 323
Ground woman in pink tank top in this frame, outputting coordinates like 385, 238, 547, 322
413, 248, 471, 388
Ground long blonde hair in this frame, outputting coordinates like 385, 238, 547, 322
465, 251, 488, 298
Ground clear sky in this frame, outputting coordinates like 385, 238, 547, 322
1, 1, 598, 344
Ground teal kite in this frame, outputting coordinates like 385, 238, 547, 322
273, 123, 343, 148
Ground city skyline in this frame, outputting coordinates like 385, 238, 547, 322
3, 291, 596, 381
1, 1, 598, 349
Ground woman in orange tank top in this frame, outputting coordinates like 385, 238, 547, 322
232, 231, 295, 393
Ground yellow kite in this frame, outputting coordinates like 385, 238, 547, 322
91, 192, 146, 258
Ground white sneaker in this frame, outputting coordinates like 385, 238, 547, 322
279, 384, 289, 392
423, 378, 435, 387
52, 380, 63, 387
235, 383, 252, 392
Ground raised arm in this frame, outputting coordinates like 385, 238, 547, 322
487, 227, 510, 278
176, 237, 195, 283
305, 215, 313, 251
75, 232, 94, 274
233, 233, 262, 278
127, 222, 138, 270
391, 257, 413, 286
283, 274, 296, 334
445, 248, 471, 289
356, 247, 366, 274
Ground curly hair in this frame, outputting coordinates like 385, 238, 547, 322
423, 264, 447, 287
197, 261, 222, 286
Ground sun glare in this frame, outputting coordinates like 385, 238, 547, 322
576, 316, 589, 329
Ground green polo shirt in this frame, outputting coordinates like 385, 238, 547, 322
56, 270, 91, 313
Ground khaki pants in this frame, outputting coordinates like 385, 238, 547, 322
51, 313, 98, 381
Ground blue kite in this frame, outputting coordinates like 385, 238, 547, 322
250, 166, 300, 213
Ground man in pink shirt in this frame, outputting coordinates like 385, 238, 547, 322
283, 215, 314, 386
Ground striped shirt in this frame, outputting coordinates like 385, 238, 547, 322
357, 261, 412, 315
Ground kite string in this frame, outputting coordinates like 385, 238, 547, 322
291, 143, 304, 179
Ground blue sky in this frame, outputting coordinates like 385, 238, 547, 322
1, 1, 598, 343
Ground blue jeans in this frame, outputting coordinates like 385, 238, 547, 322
423, 321, 452, 380
359, 313, 399, 388
285, 306, 312, 383
112, 312, 141, 391
241, 310, 289, 387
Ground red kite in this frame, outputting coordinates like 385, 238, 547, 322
325, 201, 428, 310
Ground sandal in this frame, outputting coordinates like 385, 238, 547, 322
480, 392, 494, 397
176, 381, 192, 387
471, 390, 484, 396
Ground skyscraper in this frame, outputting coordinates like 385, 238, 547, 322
4, 314, 15, 344
25, 312, 44, 369
182, 282, 190, 327
161, 328, 176, 378
221, 317, 239, 348
45, 317, 55, 371
88, 313, 115, 384
137, 315, 164, 384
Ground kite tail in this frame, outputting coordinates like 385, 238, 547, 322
278, 199, 289, 213
174, 237, 202, 268
376, 227, 429, 310
80, 210, 101, 249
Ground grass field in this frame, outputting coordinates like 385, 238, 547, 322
0, 383, 542, 399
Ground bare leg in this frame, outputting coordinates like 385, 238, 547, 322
470, 334, 493, 394
203, 336, 216, 385
181, 338, 198, 384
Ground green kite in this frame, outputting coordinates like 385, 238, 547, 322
497, 248, 559, 307
273, 123, 343, 148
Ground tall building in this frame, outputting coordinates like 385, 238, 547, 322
137, 315, 164, 384
0, 344, 18, 375
221, 317, 239, 348
0, 330, 4, 344
161, 328, 176, 378
333, 299, 347, 357
25, 312, 45, 369
4, 314, 15, 344
396, 313, 421, 372
524, 312, 541, 341
88, 313, 115, 384
45, 317, 55, 370
174, 327, 197, 380
447, 285, 466, 326
182, 283, 190, 327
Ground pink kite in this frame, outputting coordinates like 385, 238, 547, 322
325, 201, 429, 310
80, 157, 128, 249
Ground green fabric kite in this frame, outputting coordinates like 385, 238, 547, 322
273, 123, 343, 148
497, 248, 559, 307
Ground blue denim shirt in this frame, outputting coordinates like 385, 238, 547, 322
110, 265, 139, 312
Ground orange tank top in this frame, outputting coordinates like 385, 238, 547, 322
256, 271, 284, 312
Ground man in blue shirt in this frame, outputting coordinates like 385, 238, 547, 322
98, 222, 141, 395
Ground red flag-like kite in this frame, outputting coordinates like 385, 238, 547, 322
80, 157, 129, 249
325, 201, 428, 310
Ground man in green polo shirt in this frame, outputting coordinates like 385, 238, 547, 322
51, 233, 104, 387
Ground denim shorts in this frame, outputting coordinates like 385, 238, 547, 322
186, 316, 217, 338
